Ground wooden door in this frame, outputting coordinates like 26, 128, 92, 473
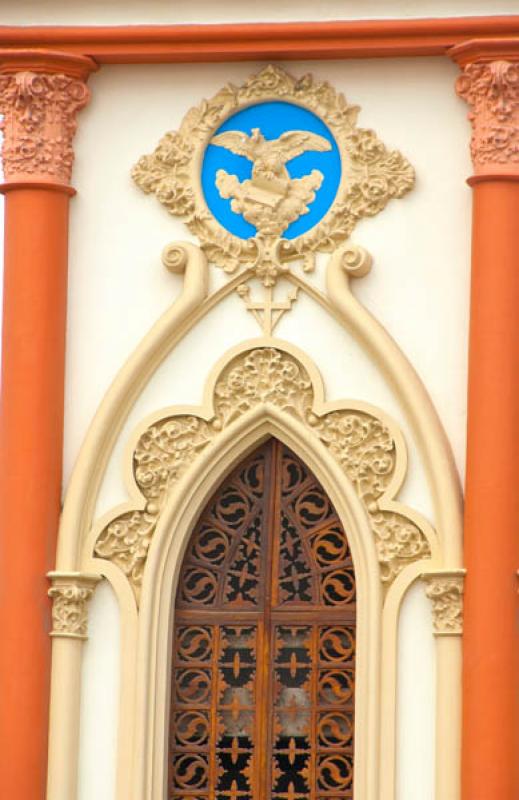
169, 438, 356, 800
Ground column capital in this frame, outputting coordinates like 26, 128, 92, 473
47, 571, 101, 640
422, 569, 466, 636
0, 49, 97, 188
450, 38, 519, 178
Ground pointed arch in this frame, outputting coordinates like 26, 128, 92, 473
134, 409, 380, 800
47, 245, 463, 800
168, 438, 357, 800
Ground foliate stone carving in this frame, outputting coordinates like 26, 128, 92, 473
423, 571, 466, 635
94, 347, 431, 602
48, 572, 100, 639
456, 60, 519, 173
0, 71, 90, 183
132, 65, 414, 286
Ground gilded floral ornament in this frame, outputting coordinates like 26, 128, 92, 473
132, 65, 415, 296
94, 347, 431, 602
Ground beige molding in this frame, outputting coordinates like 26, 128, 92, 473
422, 569, 467, 636
322, 244, 463, 567
46, 572, 102, 799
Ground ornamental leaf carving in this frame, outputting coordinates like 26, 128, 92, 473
423, 573, 465, 635
48, 578, 98, 639
0, 71, 90, 183
132, 65, 414, 283
456, 60, 519, 172
94, 348, 431, 602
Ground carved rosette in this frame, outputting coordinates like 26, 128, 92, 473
456, 60, 519, 174
0, 71, 90, 183
48, 572, 101, 640
423, 571, 466, 636
93, 347, 432, 603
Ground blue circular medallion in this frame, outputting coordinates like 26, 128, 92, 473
201, 101, 341, 240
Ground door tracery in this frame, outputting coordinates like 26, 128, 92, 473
169, 438, 356, 800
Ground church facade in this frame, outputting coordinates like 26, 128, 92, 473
0, 4, 517, 800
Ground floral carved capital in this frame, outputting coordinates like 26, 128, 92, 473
423, 570, 466, 636
48, 572, 101, 640
456, 60, 519, 174
0, 71, 91, 183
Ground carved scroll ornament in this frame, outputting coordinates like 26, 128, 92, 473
94, 347, 432, 602
0, 71, 90, 183
423, 571, 466, 635
456, 60, 519, 173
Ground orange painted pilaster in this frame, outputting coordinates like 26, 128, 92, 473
0, 50, 95, 799
451, 40, 519, 800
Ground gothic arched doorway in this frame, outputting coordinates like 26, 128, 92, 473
168, 438, 356, 800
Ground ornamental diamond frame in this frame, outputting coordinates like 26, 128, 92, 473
132, 65, 415, 281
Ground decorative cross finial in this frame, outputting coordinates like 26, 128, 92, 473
236, 283, 299, 336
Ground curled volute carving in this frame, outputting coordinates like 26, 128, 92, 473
94, 347, 432, 603
0, 71, 90, 183
456, 60, 519, 173
423, 571, 466, 636
48, 573, 101, 640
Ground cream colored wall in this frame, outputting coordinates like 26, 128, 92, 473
65, 57, 470, 799
2, 0, 517, 25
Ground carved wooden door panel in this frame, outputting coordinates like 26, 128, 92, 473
169, 439, 356, 800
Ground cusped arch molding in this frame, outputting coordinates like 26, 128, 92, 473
93, 343, 435, 604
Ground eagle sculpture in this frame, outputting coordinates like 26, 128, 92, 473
209, 127, 332, 237
210, 127, 331, 187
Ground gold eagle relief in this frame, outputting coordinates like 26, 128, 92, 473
210, 128, 332, 236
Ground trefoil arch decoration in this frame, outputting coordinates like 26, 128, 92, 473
94, 344, 434, 605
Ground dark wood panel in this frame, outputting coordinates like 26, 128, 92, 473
169, 439, 356, 800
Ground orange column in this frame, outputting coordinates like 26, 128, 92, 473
0, 51, 95, 799
451, 40, 519, 800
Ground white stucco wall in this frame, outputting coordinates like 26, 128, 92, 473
2, 0, 517, 25
62, 56, 471, 800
